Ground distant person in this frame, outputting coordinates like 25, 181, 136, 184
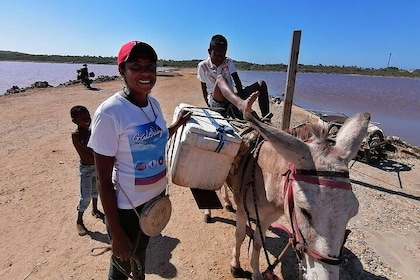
70, 105, 104, 236
88, 40, 192, 280
77, 64, 93, 89
197, 34, 270, 119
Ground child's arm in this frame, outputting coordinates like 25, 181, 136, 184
72, 133, 94, 155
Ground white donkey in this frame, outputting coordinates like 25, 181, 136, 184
225, 111, 370, 280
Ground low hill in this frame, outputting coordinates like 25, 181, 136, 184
1, 50, 419, 78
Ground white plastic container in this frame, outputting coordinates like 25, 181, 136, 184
167, 103, 242, 190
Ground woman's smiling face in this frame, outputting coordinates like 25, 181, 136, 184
120, 56, 157, 95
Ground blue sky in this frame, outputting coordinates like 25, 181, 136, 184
1, 0, 419, 69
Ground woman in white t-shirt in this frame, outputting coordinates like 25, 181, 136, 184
88, 41, 191, 280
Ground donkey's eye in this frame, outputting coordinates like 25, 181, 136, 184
300, 208, 312, 220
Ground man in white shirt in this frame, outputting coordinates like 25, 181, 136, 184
197, 34, 270, 119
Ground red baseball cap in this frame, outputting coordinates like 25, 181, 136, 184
117, 41, 158, 66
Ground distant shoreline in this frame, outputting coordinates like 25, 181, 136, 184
0, 66, 177, 95
1, 50, 419, 78
2, 68, 419, 152
2, 65, 419, 148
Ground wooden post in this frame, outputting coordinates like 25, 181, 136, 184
281, 30, 301, 130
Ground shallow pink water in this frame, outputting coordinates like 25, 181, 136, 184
240, 71, 420, 146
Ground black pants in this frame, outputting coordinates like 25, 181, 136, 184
107, 205, 150, 280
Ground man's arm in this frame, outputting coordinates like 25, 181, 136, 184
200, 82, 210, 106
231, 72, 244, 96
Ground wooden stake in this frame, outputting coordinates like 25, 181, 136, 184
281, 30, 301, 130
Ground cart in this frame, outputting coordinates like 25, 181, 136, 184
305, 109, 387, 163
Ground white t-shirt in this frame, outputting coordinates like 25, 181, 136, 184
88, 92, 168, 209
197, 57, 237, 103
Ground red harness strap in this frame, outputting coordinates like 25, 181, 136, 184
277, 164, 352, 266
288, 164, 352, 190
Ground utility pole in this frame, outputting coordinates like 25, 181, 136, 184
387, 52, 392, 68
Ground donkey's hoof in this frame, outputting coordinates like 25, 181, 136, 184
263, 270, 283, 280
204, 214, 212, 223
225, 204, 235, 213
231, 266, 252, 278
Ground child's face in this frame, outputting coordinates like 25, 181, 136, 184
209, 46, 227, 67
73, 111, 91, 130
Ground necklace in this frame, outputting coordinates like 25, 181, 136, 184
139, 100, 157, 123
122, 87, 156, 122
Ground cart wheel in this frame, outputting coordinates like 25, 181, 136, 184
364, 148, 372, 163
367, 131, 385, 162
327, 125, 340, 141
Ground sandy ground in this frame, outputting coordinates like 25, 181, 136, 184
0, 68, 419, 280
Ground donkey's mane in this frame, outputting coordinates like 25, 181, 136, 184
286, 123, 328, 143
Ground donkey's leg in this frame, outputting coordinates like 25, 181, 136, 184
204, 185, 226, 223
203, 209, 212, 223
230, 208, 248, 277
250, 222, 270, 280
221, 184, 234, 212
204, 184, 234, 223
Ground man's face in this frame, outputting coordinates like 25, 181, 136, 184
209, 46, 227, 67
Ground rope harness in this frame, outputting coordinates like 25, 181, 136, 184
243, 140, 353, 279
279, 164, 351, 265
202, 108, 236, 153
111, 252, 144, 280
90, 244, 143, 280
90, 180, 156, 280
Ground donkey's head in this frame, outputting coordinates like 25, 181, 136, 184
247, 112, 370, 279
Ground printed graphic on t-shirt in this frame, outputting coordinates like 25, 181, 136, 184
128, 121, 168, 186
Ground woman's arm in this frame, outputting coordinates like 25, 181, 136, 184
94, 153, 131, 261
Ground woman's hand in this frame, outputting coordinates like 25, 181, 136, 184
111, 231, 132, 261
176, 109, 193, 126
168, 109, 192, 137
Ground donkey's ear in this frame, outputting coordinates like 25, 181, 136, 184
246, 113, 312, 165
335, 112, 370, 163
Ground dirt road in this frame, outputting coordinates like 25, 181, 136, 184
0, 68, 418, 279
